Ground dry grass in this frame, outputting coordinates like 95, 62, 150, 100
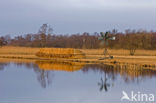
0, 46, 156, 66
1, 46, 155, 56
80, 49, 156, 56
0, 58, 36, 63
36, 48, 85, 58
0, 46, 39, 55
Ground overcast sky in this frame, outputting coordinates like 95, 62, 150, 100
0, 0, 156, 36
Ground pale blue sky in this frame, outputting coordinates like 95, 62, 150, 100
0, 0, 156, 36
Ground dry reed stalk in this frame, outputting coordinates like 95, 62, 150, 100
80, 49, 156, 56
36, 48, 85, 59
0, 46, 39, 55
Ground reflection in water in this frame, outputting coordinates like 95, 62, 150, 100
0, 62, 53, 88
0, 63, 9, 71
36, 60, 84, 72
0, 60, 156, 89
35, 60, 85, 88
24, 62, 54, 88
98, 73, 110, 92
36, 69, 54, 88
82, 64, 156, 83
82, 64, 156, 92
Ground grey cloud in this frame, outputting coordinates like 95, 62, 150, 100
0, 0, 156, 36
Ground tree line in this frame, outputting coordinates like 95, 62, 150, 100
0, 24, 156, 50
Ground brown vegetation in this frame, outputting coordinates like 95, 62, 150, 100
1, 46, 156, 58
0, 25, 156, 51
36, 48, 85, 59
36, 61, 84, 72
0, 46, 39, 55
0, 46, 156, 67
81, 49, 156, 56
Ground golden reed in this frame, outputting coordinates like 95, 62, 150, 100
36, 48, 85, 59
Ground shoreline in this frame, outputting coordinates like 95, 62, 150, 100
0, 54, 156, 68
0, 46, 156, 69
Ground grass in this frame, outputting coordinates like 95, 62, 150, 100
1, 46, 156, 56
0, 46, 156, 66
36, 48, 85, 58
80, 49, 156, 56
0, 46, 39, 55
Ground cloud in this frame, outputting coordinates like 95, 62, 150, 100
0, 0, 156, 35
2, 0, 155, 10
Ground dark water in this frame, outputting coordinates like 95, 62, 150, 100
0, 61, 156, 103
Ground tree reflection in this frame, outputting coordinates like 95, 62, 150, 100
36, 69, 54, 88
0, 63, 9, 71
34, 60, 85, 88
1, 60, 156, 90
4, 62, 54, 88
30, 63, 54, 88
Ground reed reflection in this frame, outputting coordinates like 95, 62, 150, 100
0, 60, 156, 90
35, 60, 84, 72
82, 63, 156, 83
82, 63, 156, 92
34, 60, 85, 88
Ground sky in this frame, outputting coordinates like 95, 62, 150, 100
0, 0, 156, 36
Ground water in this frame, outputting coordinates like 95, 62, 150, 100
0, 61, 156, 103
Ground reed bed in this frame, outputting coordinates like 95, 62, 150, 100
0, 46, 39, 55
36, 48, 85, 59
1, 46, 155, 56
0, 46, 156, 66
80, 49, 156, 56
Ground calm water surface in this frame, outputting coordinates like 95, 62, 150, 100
0, 61, 156, 103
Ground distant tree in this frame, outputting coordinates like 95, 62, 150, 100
0, 37, 7, 47
38, 24, 53, 35
125, 34, 141, 55
4, 35, 11, 44
38, 24, 53, 47
5, 27, 156, 50
151, 33, 156, 49
0, 39, 3, 47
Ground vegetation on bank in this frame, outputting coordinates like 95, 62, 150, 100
0, 46, 156, 56
0, 46, 156, 66
36, 48, 85, 58
0, 24, 156, 56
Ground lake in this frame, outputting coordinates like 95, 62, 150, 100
0, 60, 156, 103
